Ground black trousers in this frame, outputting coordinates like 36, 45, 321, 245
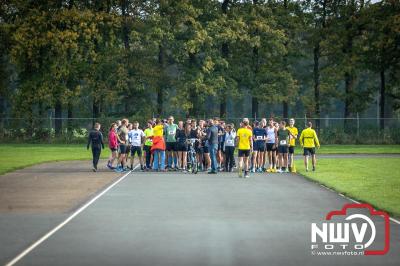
144, 145, 152, 168
92, 146, 101, 168
224, 146, 235, 171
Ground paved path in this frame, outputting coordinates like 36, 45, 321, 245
4, 169, 399, 266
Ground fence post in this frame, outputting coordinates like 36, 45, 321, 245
48, 110, 52, 142
357, 112, 360, 137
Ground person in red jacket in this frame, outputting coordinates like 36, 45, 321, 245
107, 123, 118, 169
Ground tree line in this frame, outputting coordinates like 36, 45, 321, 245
0, 0, 399, 136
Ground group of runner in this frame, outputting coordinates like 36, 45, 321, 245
87, 116, 320, 178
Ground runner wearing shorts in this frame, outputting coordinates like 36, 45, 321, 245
286, 118, 298, 173
116, 119, 129, 172
176, 121, 189, 171
143, 120, 153, 170
277, 121, 289, 173
252, 121, 267, 173
128, 121, 145, 170
217, 119, 225, 171
107, 123, 118, 170
236, 120, 253, 178
199, 120, 210, 171
266, 119, 278, 172
165, 116, 179, 170
299, 121, 320, 172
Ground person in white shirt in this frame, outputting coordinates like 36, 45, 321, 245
223, 124, 236, 172
128, 121, 145, 170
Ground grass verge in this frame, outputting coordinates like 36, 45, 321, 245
296, 158, 400, 218
0, 144, 108, 175
317, 145, 400, 154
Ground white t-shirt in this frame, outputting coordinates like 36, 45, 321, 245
128, 129, 145, 146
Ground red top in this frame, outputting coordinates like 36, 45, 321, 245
108, 130, 118, 149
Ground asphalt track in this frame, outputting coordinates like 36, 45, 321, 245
3, 167, 399, 266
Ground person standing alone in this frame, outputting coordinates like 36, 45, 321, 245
299, 121, 320, 171
87, 122, 104, 172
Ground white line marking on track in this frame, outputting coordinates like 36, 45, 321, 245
318, 181, 400, 225
5, 165, 138, 266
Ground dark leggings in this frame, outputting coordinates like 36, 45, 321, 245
92, 147, 101, 168
224, 146, 235, 171
144, 145, 152, 168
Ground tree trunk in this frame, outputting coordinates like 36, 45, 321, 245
157, 44, 165, 116
252, 97, 259, 119
313, 42, 321, 132
219, 0, 230, 119
92, 99, 99, 127
55, 100, 62, 136
67, 101, 73, 134
121, 0, 130, 50
219, 98, 226, 119
344, 72, 354, 131
283, 101, 288, 120
379, 69, 385, 130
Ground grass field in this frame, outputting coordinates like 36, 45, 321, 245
317, 145, 400, 154
297, 158, 400, 217
0, 144, 108, 175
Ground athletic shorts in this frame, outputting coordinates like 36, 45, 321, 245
266, 143, 275, 152
119, 144, 128, 154
203, 146, 209, 154
303, 147, 316, 156
218, 142, 223, 151
278, 145, 288, 154
176, 142, 188, 152
143, 145, 151, 153
238, 149, 250, 157
195, 146, 203, 154
289, 146, 295, 154
254, 141, 266, 152
166, 142, 177, 151
131, 146, 142, 156
110, 147, 117, 152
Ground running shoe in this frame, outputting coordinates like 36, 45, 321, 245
244, 172, 250, 178
312, 166, 316, 172
92, 167, 96, 172
266, 168, 273, 173
114, 167, 123, 173
106, 163, 113, 170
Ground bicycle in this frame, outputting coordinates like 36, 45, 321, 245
186, 138, 199, 174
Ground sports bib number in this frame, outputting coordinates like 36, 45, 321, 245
280, 140, 287, 145
169, 130, 175, 135
134, 134, 140, 140
256, 136, 263, 140
226, 139, 233, 145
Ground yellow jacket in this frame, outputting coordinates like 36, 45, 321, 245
299, 128, 320, 148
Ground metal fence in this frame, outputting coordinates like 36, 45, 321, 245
0, 116, 399, 144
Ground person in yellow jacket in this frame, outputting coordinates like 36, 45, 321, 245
286, 118, 298, 173
299, 121, 320, 172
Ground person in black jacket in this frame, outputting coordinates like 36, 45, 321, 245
87, 122, 104, 172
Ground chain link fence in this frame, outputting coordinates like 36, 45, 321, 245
0, 116, 399, 144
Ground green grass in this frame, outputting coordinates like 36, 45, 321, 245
316, 145, 400, 154
297, 158, 400, 217
0, 144, 108, 175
